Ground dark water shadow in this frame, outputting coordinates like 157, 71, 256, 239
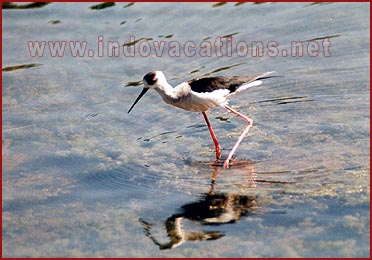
202, 63, 246, 77
89, 2, 115, 10
252, 95, 314, 106
307, 2, 334, 6
2, 63, 43, 72
123, 3, 135, 8
211, 2, 228, 8
304, 34, 342, 42
138, 162, 282, 250
122, 37, 153, 47
2, 2, 51, 9
124, 80, 143, 87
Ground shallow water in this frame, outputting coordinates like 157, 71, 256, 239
2, 2, 370, 257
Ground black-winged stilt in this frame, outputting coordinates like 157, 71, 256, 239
128, 71, 275, 168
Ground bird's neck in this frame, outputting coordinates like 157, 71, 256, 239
154, 82, 178, 101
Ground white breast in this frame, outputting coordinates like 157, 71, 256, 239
156, 81, 231, 112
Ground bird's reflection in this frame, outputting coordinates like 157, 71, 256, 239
139, 160, 260, 250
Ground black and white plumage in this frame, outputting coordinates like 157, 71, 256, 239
128, 71, 275, 168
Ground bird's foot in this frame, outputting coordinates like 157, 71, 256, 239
223, 159, 230, 169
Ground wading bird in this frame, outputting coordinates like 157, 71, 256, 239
128, 71, 275, 168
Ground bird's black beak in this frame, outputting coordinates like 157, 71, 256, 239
128, 87, 149, 113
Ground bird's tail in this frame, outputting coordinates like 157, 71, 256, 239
256, 71, 277, 80
235, 80, 263, 93
235, 71, 277, 93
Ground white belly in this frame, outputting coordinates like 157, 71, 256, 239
164, 90, 229, 112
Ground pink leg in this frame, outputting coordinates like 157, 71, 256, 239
222, 105, 253, 169
202, 112, 221, 160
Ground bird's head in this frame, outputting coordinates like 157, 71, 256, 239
128, 71, 167, 113
143, 71, 167, 89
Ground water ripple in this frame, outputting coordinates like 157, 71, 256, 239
2, 2, 50, 9
89, 2, 115, 10
2, 63, 42, 72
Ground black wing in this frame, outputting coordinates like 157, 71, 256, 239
188, 76, 256, 93
188, 74, 271, 94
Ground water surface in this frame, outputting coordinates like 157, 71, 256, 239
2, 2, 370, 257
